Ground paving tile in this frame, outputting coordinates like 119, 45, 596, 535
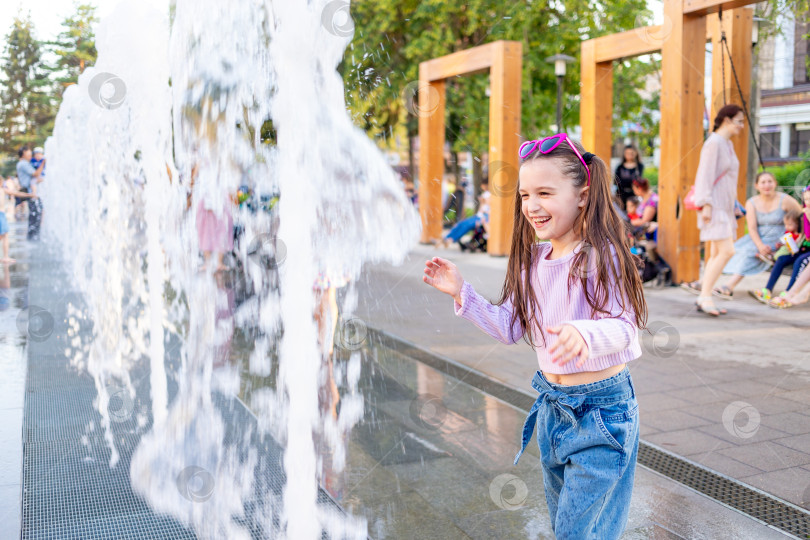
640, 364, 715, 390
631, 376, 678, 395
0, 483, 21, 540
746, 396, 807, 415
679, 401, 734, 423
458, 506, 555, 540
687, 450, 764, 478
696, 422, 791, 447
698, 367, 770, 384
773, 433, 810, 454
639, 423, 660, 438
740, 468, 810, 508
639, 409, 712, 432
636, 393, 691, 413
713, 378, 785, 398
644, 428, 732, 456
717, 441, 810, 472
758, 374, 810, 392
0, 409, 22, 485
346, 487, 471, 539
759, 411, 810, 436
779, 388, 810, 404
664, 386, 737, 406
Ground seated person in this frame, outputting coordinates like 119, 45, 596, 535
438, 182, 489, 248
630, 178, 658, 238
752, 208, 810, 303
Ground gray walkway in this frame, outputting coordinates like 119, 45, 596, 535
0, 222, 28, 540
355, 243, 810, 510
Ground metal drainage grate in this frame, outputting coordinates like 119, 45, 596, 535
21, 241, 357, 539
639, 444, 810, 539
22, 348, 342, 539
369, 327, 810, 540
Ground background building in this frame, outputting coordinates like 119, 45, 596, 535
758, 10, 810, 165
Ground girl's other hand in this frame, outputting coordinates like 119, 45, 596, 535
547, 325, 589, 367
423, 257, 464, 303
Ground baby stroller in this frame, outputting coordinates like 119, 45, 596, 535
459, 222, 488, 253
632, 239, 671, 288
617, 200, 671, 287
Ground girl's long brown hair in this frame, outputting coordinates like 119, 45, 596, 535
496, 139, 648, 348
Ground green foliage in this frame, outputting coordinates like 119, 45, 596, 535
768, 155, 810, 199
343, 0, 651, 160
755, 1, 810, 41
644, 165, 658, 187
613, 55, 661, 150
0, 4, 97, 157
0, 13, 55, 155
755, 1, 810, 79
46, 3, 98, 97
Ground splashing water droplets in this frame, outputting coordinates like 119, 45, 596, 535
42, 0, 418, 538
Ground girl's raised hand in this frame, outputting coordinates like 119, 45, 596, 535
547, 325, 589, 367
423, 257, 464, 302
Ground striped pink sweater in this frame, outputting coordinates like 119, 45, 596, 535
453, 242, 641, 374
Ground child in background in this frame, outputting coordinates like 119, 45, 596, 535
423, 134, 646, 539
1, 177, 37, 262
26, 147, 46, 240
773, 210, 803, 259
625, 196, 641, 221
752, 198, 810, 302
438, 181, 490, 248
30, 147, 46, 178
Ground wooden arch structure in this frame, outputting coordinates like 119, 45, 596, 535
582, 0, 755, 283
417, 41, 522, 256
417, 1, 758, 272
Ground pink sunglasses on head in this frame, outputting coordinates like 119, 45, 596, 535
519, 133, 592, 186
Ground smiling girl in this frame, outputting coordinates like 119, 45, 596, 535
423, 134, 647, 539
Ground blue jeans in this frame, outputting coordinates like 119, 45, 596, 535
515, 368, 639, 540
444, 216, 480, 242
790, 251, 810, 290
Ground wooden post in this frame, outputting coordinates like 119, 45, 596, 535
580, 40, 613, 165
416, 41, 522, 253
709, 8, 753, 239
579, 0, 757, 282
659, 3, 706, 283
487, 41, 522, 256
417, 74, 446, 244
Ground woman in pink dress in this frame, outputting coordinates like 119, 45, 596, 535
681, 104, 746, 316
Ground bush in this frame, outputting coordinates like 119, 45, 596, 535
644, 166, 658, 187
767, 156, 810, 198
642, 155, 808, 198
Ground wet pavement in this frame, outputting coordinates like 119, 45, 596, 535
355, 242, 810, 533
0, 221, 32, 540
1, 207, 804, 538
322, 342, 791, 539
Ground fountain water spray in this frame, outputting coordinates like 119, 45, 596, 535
43, 0, 419, 537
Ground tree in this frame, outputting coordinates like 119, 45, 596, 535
342, 0, 652, 179
46, 3, 98, 98
0, 13, 55, 157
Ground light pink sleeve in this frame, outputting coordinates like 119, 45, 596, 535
454, 281, 524, 345
564, 302, 638, 358
694, 138, 721, 208
563, 248, 640, 358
